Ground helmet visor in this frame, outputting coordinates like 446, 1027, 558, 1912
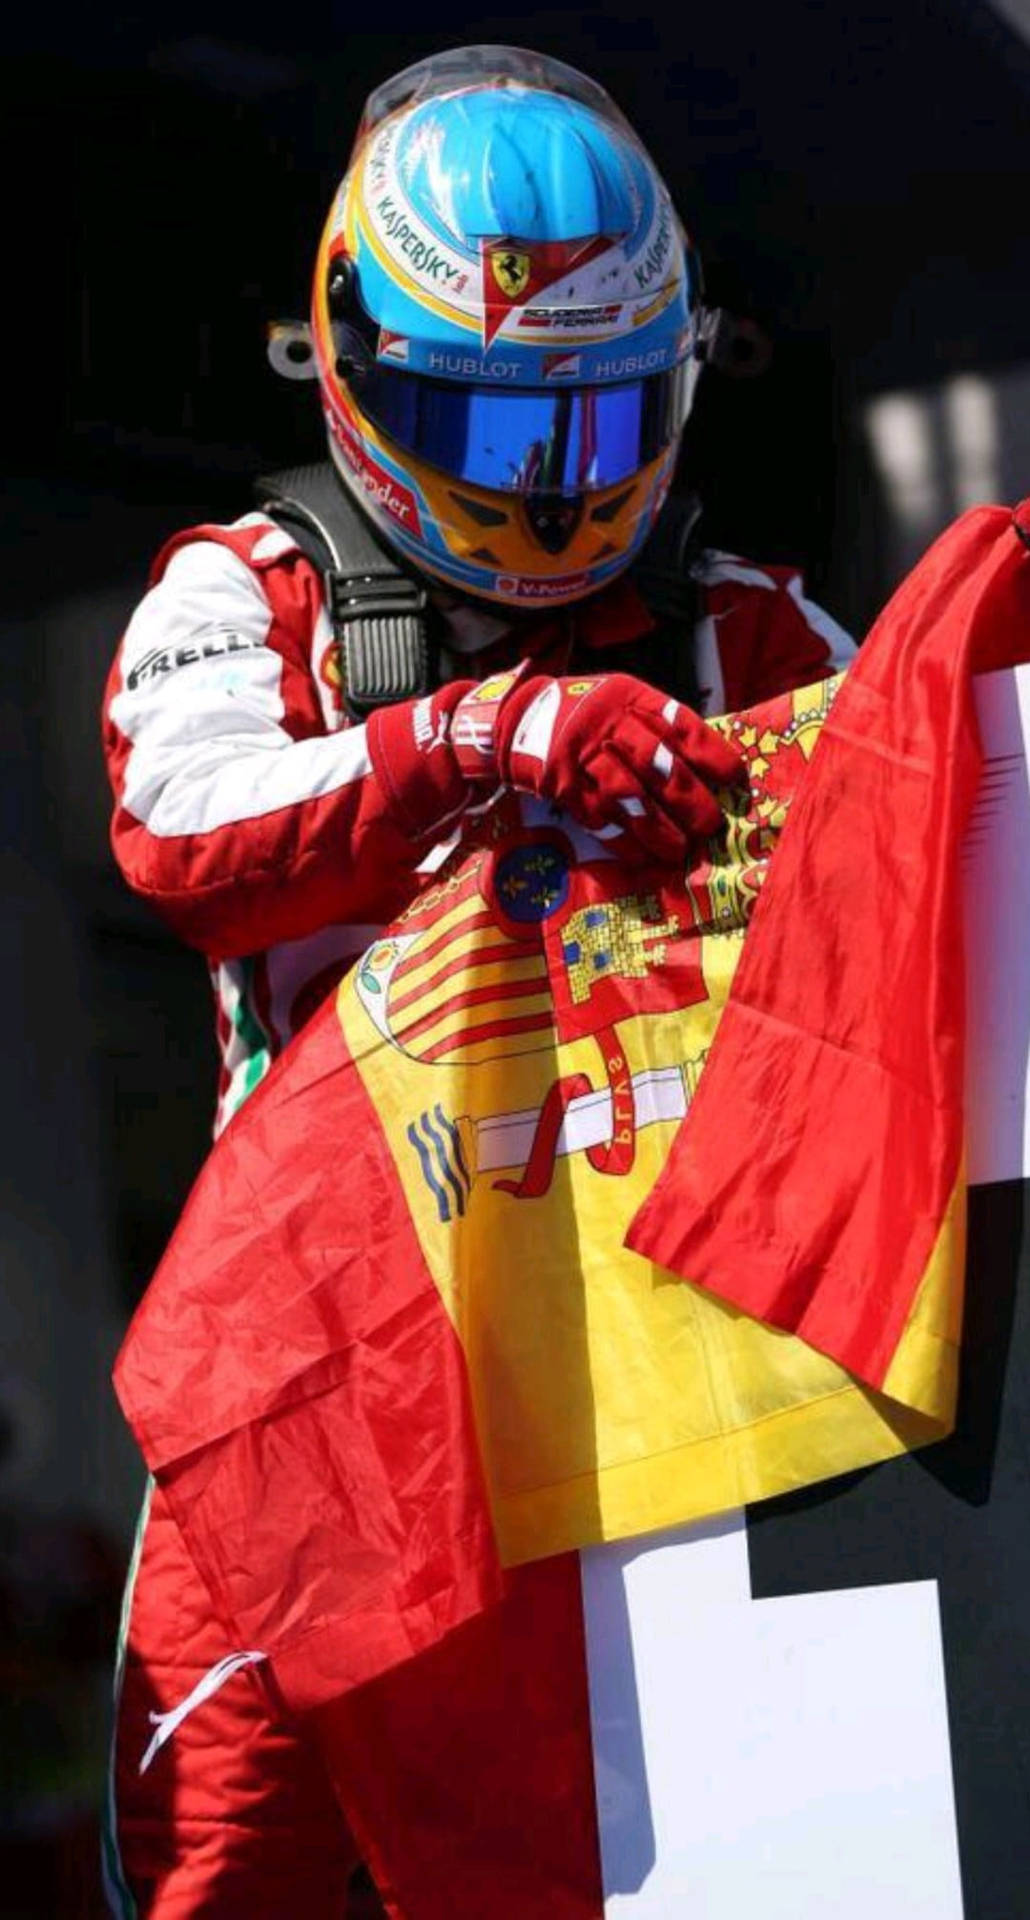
356, 45, 634, 150
345, 360, 697, 496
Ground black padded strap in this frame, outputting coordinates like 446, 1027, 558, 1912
628, 491, 705, 709
256, 462, 433, 717
631, 489, 703, 622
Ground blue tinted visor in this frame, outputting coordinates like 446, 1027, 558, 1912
345, 357, 696, 495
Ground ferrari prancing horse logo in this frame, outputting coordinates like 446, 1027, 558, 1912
491, 249, 532, 299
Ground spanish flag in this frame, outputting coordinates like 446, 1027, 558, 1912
114, 503, 1030, 1917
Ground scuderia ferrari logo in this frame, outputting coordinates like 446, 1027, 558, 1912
480, 234, 616, 346
490, 248, 531, 299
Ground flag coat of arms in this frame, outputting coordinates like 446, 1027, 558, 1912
114, 501, 1030, 1918
335, 671, 960, 1568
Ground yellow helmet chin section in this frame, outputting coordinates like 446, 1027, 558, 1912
404, 442, 669, 600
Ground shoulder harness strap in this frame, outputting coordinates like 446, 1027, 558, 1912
256, 461, 433, 718
629, 490, 705, 708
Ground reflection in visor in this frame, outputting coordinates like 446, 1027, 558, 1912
345, 358, 696, 495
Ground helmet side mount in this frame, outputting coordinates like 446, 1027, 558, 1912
697, 307, 773, 380
267, 320, 319, 382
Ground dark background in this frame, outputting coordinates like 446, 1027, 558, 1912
3, 2, 1030, 1911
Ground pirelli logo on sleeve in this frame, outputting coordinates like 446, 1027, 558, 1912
126, 630, 265, 691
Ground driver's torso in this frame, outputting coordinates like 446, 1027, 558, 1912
103, 512, 853, 1134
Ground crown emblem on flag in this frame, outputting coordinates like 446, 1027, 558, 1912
560, 896, 679, 1006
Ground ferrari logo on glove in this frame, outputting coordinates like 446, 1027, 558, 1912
472, 671, 521, 702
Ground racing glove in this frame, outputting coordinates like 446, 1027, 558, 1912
451, 667, 746, 863
366, 680, 478, 839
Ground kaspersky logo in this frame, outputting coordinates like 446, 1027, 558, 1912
480, 236, 620, 347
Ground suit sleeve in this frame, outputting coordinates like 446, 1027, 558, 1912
695, 555, 856, 713
103, 531, 468, 960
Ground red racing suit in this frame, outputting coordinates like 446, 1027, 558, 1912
101, 509, 853, 1917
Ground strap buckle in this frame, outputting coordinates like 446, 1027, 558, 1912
325, 571, 430, 716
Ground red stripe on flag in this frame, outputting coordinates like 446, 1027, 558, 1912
114, 996, 502, 1700
628, 502, 1030, 1387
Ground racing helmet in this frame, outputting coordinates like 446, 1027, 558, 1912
309, 46, 705, 609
